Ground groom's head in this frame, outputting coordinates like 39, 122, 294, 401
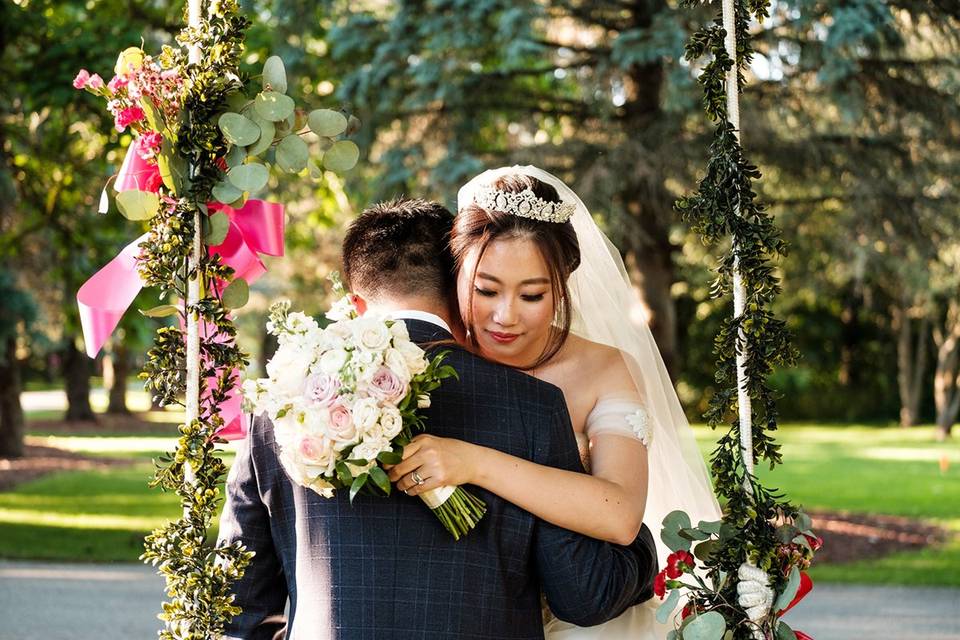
342, 197, 455, 305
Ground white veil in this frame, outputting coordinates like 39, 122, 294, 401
458, 165, 722, 564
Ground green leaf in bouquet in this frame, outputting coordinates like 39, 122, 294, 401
775, 620, 797, 640
346, 114, 362, 136
308, 109, 348, 137
276, 134, 309, 173
683, 611, 726, 640
776, 524, 801, 544
792, 534, 812, 551
307, 159, 324, 179
227, 162, 269, 193
794, 512, 812, 532
666, 632, 677, 640
376, 450, 403, 465
206, 210, 230, 246
661, 510, 693, 552
116, 189, 160, 220
655, 589, 680, 624
323, 140, 359, 172
349, 473, 368, 503
218, 112, 261, 146
139, 304, 180, 318
317, 136, 335, 152
212, 180, 244, 205
247, 116, 276, 157
335, 461, 354, 487
262, 55, 287, 94
369, 466, 391, 495
255, 91, 295, 122
774, 566, 801, 612
226, 144, 247, 169
697, 519, 723, 535
226, 91, 250, 113
679, 527, 711, 541
156, 139, 187, 194
221, 278, 249, 310
140, 97, 164, 132
693, 538, 719, 562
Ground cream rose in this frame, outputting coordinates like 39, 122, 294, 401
351, 397, 382, 434
319, 348, 349, 375
395, 338, 428, 375
378, 405, 404, 439
352, 317, 392, 351
383, 348, 411, 383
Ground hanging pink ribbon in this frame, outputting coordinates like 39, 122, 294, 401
77, 143, 284, 440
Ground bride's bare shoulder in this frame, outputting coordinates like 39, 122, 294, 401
563, 335, 641, 397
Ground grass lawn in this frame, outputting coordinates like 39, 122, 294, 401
1, 420, 957, 587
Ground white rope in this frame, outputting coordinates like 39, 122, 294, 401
722, 0, 755, 488
183, 0, 203, 495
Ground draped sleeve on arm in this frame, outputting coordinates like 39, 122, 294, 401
584, 398, 653, 448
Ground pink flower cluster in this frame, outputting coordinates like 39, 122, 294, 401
73, 69, 104, 90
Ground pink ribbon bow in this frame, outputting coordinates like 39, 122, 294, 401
77, 141, 284, 440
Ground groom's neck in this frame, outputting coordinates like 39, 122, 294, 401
360, 293, 453, 326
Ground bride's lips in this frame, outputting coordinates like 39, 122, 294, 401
487, 330, 520, 344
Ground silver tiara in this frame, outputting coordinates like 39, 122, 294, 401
472, 185, 576, 223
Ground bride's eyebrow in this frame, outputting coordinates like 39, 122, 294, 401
476, 272, 550, 286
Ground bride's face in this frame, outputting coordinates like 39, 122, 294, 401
457, 236, 556, 367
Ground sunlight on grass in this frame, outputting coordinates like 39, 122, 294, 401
0, 508, 173, 530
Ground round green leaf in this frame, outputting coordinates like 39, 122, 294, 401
262, 55, 287, 94
212, 180, 244, 204
655, 589, 680, 624
139, 304, 180, 318
276, 134, 309, 173
248, 117, 276, 157
227, 163, 269, 193
774, 566, 801, 612
206, 210, 231, 246
308, 109, 348, 137
254, 91, 295, 122
218, 112, 261, 146
116, 190, 160, 221
775, 620, 797, 640
683, 611, 726, 640
307, 159, 324, 179
226, 144, 247, 169
697, 519, 723, 535
221, 278, 249, 310
661, 510, 693, 552
323, 140, 359, 172
693, 539, 719, 562
156, 139, 187, 194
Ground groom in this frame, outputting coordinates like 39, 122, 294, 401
219, 197, 658, 639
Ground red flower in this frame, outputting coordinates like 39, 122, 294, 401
666, 562, 682, 579
142, 166, 163, 193
681, 604, 693, 620
653, 570, 667, 599
677, 550, 695, 567
778, 572, 813, 616
794, 631, 814, 640
666, 550, 696, 578
804, 533, 823, 551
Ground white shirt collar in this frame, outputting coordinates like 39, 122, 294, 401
387, 310, 452, 334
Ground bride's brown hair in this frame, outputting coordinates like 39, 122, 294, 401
450, 174, 581, 370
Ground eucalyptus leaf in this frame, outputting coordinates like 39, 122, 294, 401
795, 512, 812, 532
693, 539, 719, 562
307, 159, 324, 179
323, 140, 360, 172
655, 589, 680, 624
317, 136, 334, 152
262, 55, 287, 94
661, 510, 693, 552
227, 163, 269, 193
698, 519, 723, 535
679, 527, 711, 541
308, 109, 348, 137
254, 91, 295, 122
248, 117, 276, 157
221, 278, 249, 310
212, 180, 244, 205
683, 611, 726, 640
776, 621, 797, 640
276, 134, 309, 173
218, 112, 261, 146
774, 566, 801, 612
666, 632, 677, 640
206, 211, 230, 246
226, 144, 247, 169
139, 304, 180, 318
116, 190, 160, 221
156, 140, 187, 193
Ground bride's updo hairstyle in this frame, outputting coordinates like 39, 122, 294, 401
451, 174, 581, 370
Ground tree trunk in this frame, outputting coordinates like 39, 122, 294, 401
894, 304, 928, 428
62, 340, 96, 422
933, 300, 960, 439
106, 341, 130, 414
0, 336, 25, 458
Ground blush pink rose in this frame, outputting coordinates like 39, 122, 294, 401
369, 366, 407, 403
328, 404, 357, 442
299, 435, 332, 463
305, 373, 340, 407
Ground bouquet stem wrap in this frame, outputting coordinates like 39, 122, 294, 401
420, 486, 487, 540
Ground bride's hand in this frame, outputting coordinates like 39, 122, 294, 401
386, 434, 479, 496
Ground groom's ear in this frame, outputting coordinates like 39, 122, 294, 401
349, 293, 368, 316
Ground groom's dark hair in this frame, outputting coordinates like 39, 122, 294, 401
342, 197, 456, 300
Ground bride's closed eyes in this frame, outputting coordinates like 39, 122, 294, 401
475, 287, 546, 302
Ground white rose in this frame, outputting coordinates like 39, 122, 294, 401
383, 348, 411, 383
266, 345, 312, 395
389, 320, 410, 341
352, 317, 392, 352
417, 393, 431, 409
379, 405, 404, 439
395, 338, 428, 375
351, 397, 382, 434
319, 348, 349, 375
325, 296, 356, 322
347, 438, 389, 474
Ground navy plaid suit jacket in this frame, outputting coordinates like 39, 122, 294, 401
219, 319, 658, 640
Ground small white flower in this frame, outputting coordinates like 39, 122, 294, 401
625, 408, 653, 447
319, 348, 349, 375
389, 320, 409, 341
417, 393, 431, 409
325, 296, 356, 322
378, 405, 404, 439
352, 316, 392, 352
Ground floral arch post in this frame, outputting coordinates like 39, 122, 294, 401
658, 0, 821, 638
74, 0, 359, 636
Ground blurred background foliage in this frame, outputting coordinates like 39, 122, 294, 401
1, 0, 959, 459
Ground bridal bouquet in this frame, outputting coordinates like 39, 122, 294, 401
243, 298, 487, 539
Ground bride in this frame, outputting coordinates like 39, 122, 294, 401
387, 166, 722, 638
